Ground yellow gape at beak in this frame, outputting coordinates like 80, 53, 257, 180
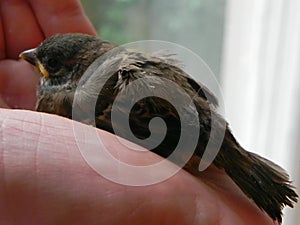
36, 61, 49, 79
19, 48, 50, 79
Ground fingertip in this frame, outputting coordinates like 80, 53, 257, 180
0, 0, 44, 59
28, 0, 97, 38
0, 60, 38, 109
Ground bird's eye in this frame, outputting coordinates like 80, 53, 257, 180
47, 58, 62, 73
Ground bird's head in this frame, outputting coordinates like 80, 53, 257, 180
19, 33, 114, 86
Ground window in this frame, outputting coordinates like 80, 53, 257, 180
82, 0, 226, 77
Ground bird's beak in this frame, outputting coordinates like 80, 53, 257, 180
19, 48, 50, 79
19, 48, 37, 66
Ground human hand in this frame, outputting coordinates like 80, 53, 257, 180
0, 1, 280, 224
0, 109, 279, 225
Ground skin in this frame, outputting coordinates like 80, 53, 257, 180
0, 0, 279, 224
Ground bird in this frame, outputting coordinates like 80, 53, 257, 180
19, 33, 298, 223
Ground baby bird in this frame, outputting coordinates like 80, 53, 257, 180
20, 33, 298, 223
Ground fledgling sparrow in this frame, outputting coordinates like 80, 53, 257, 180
20, 33, 298, 223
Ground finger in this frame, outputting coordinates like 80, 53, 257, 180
28, 0, 97, 37
0, 96, 9, 108
0, 60, 38, 109
0, 0, 44, 59
0, 109, 213, 225
0, 10, 5, 59
0, 109, 277, 225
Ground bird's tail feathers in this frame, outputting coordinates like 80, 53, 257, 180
215, 146, 298, 223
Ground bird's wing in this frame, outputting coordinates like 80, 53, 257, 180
74, 48, 213, 159
150, 51, 219, 107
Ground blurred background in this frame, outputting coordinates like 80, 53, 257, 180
81, 0, 299, 224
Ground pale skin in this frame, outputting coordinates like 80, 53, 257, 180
0, 0, 279, 224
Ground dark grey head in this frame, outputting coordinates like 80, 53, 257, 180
20, 33, 114, 86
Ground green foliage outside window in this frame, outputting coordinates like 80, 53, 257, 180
81, 0, 225, 76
